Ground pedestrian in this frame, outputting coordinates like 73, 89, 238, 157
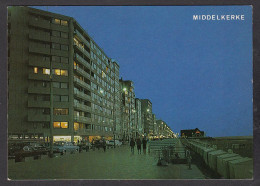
91, 139, 95, 151
136, 138, 141, 154
142, 138, 147, 153
102, 139, 106, 152
130, 138, 135, 154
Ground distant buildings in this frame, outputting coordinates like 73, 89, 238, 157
7, 6, 174, 142
180, 128, 205, 138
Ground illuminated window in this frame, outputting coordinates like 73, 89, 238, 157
43, 68, 50, 75
54, 18, 60, 25
61, 20, 68, 26
61, 70, 68, 76
53, 122, 68, 128
53, 122, 61, 128
34, 67, 38, 74
74, 122, 79, 131
54, 108, 68, 115
74, 62, 77, 69
102, 71, 106, 78
61, 122, 68, 128
54, 69, 61, 75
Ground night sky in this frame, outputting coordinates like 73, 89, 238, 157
33, 6, 253, 137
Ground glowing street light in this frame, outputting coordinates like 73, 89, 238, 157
147, 109, 150, 112
123, 88, 127, 92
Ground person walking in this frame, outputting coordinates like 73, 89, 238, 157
136, 138, 142, 154
142, 138, 147, 154
130, 138, 135, 154
102, 139, 106, 152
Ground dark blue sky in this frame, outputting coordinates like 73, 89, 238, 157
34, 6, 252, 137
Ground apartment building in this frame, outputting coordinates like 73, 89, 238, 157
8, 6, 120, 142
119, 79, 136, 140
140, 99, 153, 138
135, 98, 143, 137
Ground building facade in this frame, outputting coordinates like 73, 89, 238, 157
140, 99, 153, 138
8, 7, 120, 142
8, 7, 175, 142
119, 79, 136, 140
135, 98, 143, 137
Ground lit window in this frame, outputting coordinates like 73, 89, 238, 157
54, 18, 60, 25
61, 70, 68, 76
34, 67, 38, 74
61, 122, 68, 128
43, 68, 50, 75
54, 69, 61, 75
53, 122, 61, 128
54, 108, 68, 115
61, 20, 68, 26
74, 122, 79, 131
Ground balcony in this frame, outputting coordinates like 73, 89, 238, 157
28, 113, 50, 122
74, 89, 91, 101
50, 36, 69, 45
74, 102, 91, 112
28, 100, 50, 108
28, 73, 51, 81
29, 46, 50, 55
74, 128, 91, 135
74, 66, 91, 79
74, 30, 90, 47
74, 43, 90, 58
28, 87, 50, 94
75, 54, 91, 68
29, 32, 50, 42
74, 77, 91, 90
28, 58, 50, 68
51, 49, 69, 57
29, 19, 51, 30
74, 116, 91, 124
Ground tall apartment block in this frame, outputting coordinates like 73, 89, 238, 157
156, 120, 174, 138
135, 98, 143, 137
119, 79, 136, 140
140, 99, 153, 138
8, 7, 120, 142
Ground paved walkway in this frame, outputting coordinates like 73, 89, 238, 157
8, 144, 205, 180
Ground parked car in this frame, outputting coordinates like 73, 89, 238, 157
53, 141, 79, 154
106, 140, 122, 147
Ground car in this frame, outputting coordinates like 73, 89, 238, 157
106, 140, 122, 147
53, 141, 79, 154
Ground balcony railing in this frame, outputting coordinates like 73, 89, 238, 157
74, 116, 91, 123
74, 30, 90, 47
74, 66, 91, 79
73, 89, 91, 100
73, 102, 91, 112
74, 42, 90, 58
75, 54, 91, 68
73, 77, 91, 90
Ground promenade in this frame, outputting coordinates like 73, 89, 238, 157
8, 143, 205, 180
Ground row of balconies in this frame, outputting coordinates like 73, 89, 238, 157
29, 18, 69, 32
73, 77, 91, 90
74, 66, 91, 79
73, 102, 91, 112
28, 46, 69, 57
29, 31, 69, 45
74, 29, 90, 47
74, 89, 91, 101
74, 42, 90, 58
75, 53, 91, 68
